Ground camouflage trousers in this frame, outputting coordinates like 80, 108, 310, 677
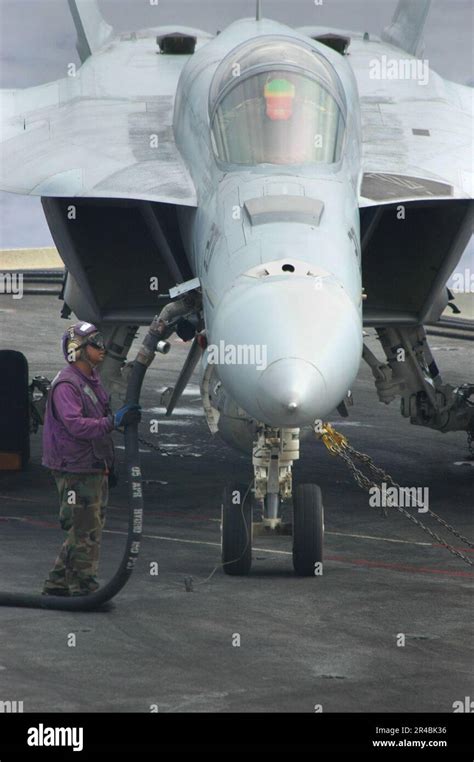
43, 471, 108, 596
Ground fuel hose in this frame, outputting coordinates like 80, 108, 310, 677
0, 315, 165, 611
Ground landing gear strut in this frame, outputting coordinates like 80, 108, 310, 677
363, 325, 474, 436
221, 427, 325, 577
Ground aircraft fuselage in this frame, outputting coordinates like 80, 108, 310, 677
174, 18, 364, 428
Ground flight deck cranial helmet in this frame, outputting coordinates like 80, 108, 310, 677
62, 322, 105, 363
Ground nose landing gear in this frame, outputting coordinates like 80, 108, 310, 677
220, 427, 324, 576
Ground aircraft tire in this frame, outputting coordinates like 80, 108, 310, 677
0, 350, 30, 469
221, 483, 252, 575
292, 484, 324, 576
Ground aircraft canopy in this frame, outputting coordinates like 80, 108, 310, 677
209, 37, 346, 166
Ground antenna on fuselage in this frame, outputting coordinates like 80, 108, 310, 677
256, 0, 263, 21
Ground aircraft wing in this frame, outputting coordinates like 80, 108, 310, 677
0, 1, 206, 206
351, 38, 473, 207
299, 0, 473, 207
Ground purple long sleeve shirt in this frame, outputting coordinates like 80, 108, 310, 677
52, 378, 114, 439
42, 364, 115, 473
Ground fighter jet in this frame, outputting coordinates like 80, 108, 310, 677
0, 0, 472, 577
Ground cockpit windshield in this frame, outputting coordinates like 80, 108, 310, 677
209, 37, 346, 167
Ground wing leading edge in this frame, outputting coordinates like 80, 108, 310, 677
0, 12, 202, 206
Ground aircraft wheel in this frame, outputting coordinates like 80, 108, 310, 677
0, 350, 30, 469
292, 484, 324, 577
221, 483, 252, 576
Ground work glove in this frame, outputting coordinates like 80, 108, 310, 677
114, 403, 142, 429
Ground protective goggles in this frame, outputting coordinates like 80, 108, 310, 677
84, 332, 106, 350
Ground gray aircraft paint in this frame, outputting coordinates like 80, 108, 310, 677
0, 0, 472, 428
173, 18, 363, 424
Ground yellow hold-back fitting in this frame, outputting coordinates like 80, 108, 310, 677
316, 422, 349, 455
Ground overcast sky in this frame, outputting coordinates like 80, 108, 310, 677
0, 0, 472, 274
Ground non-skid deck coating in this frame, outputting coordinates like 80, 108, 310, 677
0, 295, 472, 712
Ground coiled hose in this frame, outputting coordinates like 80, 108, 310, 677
0, 315, 165, 611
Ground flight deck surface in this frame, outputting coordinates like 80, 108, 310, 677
0, 295, 472, 713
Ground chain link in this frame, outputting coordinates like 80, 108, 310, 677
317, 423, 474, 568
117, 423, 473, 567
137, 434, 162, 454
116, 427, 162, 454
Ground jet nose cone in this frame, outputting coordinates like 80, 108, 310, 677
208, 275, 362, 427
257, 358, 326, 426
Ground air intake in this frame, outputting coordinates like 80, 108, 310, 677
157, 33, 197, 55
313, 34, 350, 55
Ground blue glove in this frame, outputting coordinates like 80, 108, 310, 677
114, 404, 142, 429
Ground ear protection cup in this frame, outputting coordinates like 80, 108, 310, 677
66, 339, 83, 363
62, 322, 100, 363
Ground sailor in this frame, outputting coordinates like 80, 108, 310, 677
41, 322, 141, 596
